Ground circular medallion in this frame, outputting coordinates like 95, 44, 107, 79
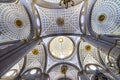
14, 18, 23, 28
98, 14, 107, 23
85, 45, 92, 52
56, 17, 65, 26
0, 4, 31, 39
32, 48, 39, 55
49, 36, 74, 59
91, 0, 120, 34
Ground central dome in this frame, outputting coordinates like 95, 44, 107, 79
49, 36, 74, 59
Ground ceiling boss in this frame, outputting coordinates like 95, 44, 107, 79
59, 0, 75, 9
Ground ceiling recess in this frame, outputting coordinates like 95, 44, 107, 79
49, 36, 74, 59
91, 0, 120, 35
0, 4, 31, 40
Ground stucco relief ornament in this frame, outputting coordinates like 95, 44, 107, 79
59, 0, 75, 9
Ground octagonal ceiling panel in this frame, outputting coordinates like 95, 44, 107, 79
36, 4, 82, 36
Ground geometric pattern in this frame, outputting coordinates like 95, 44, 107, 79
91, 0, 120, 35
0, 4, 31, 40
36, 3, 82, 36
24, 45, 45, 71
79, 41, 102, 67
48, 64, 78, 80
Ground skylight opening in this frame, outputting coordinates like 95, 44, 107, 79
30, 69, 37, 75
89, 65, 97, 70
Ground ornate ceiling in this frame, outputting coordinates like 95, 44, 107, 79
36, 3, 82, 36
91, 0, 120, 35
0, 0, 120, 80
33, 0, 83, 9
0, 4, 30, 40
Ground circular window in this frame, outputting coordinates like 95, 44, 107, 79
30, 69, 37, 75
49, 36, 74, 59
88, 65, 97, 71
21, 68, 41, 79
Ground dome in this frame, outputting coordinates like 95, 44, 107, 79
0, 0, 120, 80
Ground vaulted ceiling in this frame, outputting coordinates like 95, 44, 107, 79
0, 0, 120, 80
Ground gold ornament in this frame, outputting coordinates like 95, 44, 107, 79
58, 38, 64, 43
85, 45, 92, 52
59, 0, 75, 9
32, 49, 39, 55
98, 14, 106, 23
56, 17, 65, 26
14, 18, 23, 28
61, 65, 68, 74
